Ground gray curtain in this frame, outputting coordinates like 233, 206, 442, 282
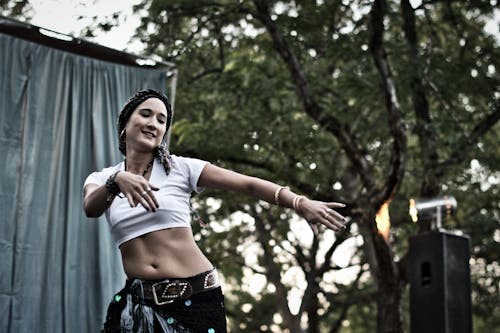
0, 32, 167, 333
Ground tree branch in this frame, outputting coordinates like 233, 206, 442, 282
251, 0, 376, 190
401, 0, 440, 204
439, 99, 500, 168
327, 267, 367, 333
250, 206, 300, 330
318, 231, 351, 276
414, 0, 464, 11
368, 0, 407, 209
188, 19, 226, 82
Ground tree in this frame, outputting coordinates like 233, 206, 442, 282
5, 0, 498, 332
0, 0, 30, 18
127, 1, 499, 332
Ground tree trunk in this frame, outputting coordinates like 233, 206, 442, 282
307, 293, 320, 333
359, 209, 405, 333
377, 284, 404, 333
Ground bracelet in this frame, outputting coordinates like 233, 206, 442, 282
293, 195, 305, 215
105, 171, 121, 202
274, 186, 289, 206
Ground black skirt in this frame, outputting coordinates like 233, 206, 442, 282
101, 278, 227, 333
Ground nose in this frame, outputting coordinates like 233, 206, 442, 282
146, 119, 158, 130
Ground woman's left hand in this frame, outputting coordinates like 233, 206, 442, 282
298, 199, 347, 234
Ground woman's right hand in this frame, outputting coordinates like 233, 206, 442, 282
115, 171, 160, 211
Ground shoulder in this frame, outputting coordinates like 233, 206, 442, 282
96, 162, 123, 176
84, 162, 123, 187
170, 154, 210, 192
172, 154, 209, 170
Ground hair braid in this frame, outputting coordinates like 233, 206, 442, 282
153, 144, 173, 175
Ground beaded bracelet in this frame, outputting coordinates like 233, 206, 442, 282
274, 186, 287, 206
105, 171, 121, 202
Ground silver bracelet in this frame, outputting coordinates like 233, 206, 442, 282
293, 195, 305, 214
274, 186, 286, 206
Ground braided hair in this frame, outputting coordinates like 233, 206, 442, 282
118, 89, 173, 175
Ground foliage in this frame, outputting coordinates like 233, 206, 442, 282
0, 0, 30, 17
4, 0, 498, 332
125, 1, 499, 332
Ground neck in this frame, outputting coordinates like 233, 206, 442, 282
124, 151, 154, 174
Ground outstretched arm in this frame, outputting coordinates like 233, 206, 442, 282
197, 163, 346, 233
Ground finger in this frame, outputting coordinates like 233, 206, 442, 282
135, 192, 152, 211
309, 223, 319, 236
138, 196, 151, 211
141, 190, 158, 212
317, 212, 344, 231
319, 217, 342, 232
325, 212, 347, 229
125, 193, 135, 208
324, 206, 347, 223
146, 186, 160, 208
327, 202, 346, 209
326, 209, 346, 224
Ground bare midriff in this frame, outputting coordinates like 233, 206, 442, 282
119, 227, 213, 280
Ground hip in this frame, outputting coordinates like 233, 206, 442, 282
102, 270, 226, 333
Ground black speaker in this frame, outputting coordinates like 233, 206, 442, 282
408, 231, 472, 333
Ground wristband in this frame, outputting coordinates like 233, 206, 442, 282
105, 171, 121, 202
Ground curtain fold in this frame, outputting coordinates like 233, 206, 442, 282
0, 32, 167, 333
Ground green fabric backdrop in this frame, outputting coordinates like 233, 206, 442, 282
0, 32, 167, 333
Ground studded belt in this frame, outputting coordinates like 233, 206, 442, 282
129, 268, 221, 306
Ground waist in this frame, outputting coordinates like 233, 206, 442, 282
126, 268, 221, 306
120, 228, 213, 279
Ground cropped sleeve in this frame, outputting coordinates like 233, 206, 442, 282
173, 155, 209, 193
83, 164, 122, 188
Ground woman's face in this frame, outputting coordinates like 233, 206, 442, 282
124, 97, 168, 153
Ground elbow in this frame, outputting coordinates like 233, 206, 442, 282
83, 208, 99, 219
245, 176, 261, 197
83, 201, 102, 218
84, 210, 100, 218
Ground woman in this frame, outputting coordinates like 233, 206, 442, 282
83, 89, 346, 333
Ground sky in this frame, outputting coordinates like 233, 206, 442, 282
29, 0, 143, 52
28, 0, 500, 55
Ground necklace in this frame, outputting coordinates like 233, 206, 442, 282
125, 159, 154, 176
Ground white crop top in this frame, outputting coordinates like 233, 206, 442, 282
84, 155, 209, 247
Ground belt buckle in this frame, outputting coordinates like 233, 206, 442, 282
152, 280, 191, 305
152, 281, 175, 305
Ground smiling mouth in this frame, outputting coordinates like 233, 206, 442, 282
143, 131, 156, 138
